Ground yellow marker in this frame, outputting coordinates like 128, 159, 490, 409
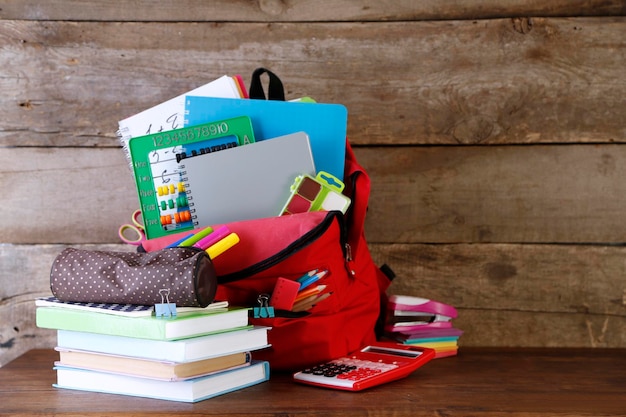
206, 233, 240, 259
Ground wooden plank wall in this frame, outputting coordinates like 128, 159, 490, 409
1, 1, 625, 366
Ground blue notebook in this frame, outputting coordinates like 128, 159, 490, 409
184, 96, 347, 180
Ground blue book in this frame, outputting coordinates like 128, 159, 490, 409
184, 96, 348, 180
54, 360, 270, 403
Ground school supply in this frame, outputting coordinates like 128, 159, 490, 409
55, 348, 251, 381
384, 295, 458, 333
117, 209, 146, 245
385, 295, 463, 358
49, 247, 217, 307
268, 278, 300, 311
141, 149, 391, 371
293, 342, 435, 391
183, 95, 348, 180
128, 115, 256, 240
193, 225, 230, 250
138, 69, 392, 371
35, 296, 229, 318
117, 74, 246, 172
54, 360, 270, 403
206, 232, 240, 259
280, 171, 351, 215
179, 131, 316, 227
387, 295, 459, 318
36, 305, 250, 341
176, 225, 215, 247
55, 327, 270, 363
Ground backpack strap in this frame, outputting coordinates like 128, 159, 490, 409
343, 139, 370, 254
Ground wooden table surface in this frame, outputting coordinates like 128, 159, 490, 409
1, 348, 625, 416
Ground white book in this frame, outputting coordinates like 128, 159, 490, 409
56, 327, 271, 362
54, 360, 270, 403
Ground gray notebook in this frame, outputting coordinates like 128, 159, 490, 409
180, 132, 316, 226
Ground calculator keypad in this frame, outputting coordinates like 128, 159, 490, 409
295, 357, 399, 388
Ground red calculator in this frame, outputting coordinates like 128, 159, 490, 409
293, 342, 436, 391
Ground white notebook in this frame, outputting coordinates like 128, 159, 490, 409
180, 132, 316, 227
117, 75, 244, 172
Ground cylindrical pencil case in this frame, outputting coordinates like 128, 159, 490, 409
50, 247, 216, 307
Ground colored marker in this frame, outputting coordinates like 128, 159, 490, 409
206, 233, 240, 259
178, 226, 214, 247
194, 225, 230, 250
165, 233, 195, 248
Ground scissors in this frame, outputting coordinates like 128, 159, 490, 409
118, 209, 146, 245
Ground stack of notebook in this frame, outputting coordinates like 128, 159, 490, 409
383, 295, 463, 358
35, 297, 271, 402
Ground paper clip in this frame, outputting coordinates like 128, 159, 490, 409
155, 288, 177, 318
253, 294, 275, 319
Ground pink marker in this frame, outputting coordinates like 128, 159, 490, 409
193, 225, 230, 250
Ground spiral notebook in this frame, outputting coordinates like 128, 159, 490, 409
180, 132, 316, 227
184, 95, 347, 180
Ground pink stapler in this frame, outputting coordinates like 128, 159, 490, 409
385, 295, 458, 333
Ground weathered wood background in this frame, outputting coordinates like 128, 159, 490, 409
1, 1, 625, 366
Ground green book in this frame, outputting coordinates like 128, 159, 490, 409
36, 306, 250, 341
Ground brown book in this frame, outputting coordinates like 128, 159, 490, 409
56, 348, 250, 381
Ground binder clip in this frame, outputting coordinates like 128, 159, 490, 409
253, 294, 275, 319
155, 288, 177, 318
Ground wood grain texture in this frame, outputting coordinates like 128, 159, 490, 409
0, 147, 137, 244
0, 0, 624, 21
1, 2, 625, 365
0, 244, 135, 367
370, 243, 626, 348
1, 348, 625, 416
360, 144, 626, 244
0, 18, 624, 147
4, 145, 626, 245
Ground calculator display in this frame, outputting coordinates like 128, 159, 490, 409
361, 346, 423, 358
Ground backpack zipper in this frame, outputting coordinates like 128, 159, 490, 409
217, 211, 348, 284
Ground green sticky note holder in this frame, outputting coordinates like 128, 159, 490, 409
129, 115, 255, 240
280, 171, 351, 216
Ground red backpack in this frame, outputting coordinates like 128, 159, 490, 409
141, 69, 392, 370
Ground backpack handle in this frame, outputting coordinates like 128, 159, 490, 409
248, 67, 285, 101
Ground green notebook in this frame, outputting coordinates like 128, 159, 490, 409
36, 306, 250, 341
